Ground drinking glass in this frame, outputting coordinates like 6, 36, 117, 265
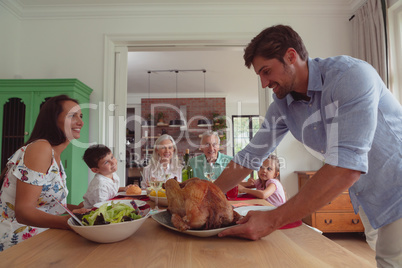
149, 174, 165, 212
163, 163, 172, 181
203, 162, 215, 182
226, 185, 239, 200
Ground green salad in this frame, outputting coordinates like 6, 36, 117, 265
80, 201, 142, 226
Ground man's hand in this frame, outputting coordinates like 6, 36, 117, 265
218, 210, 277, 240
218, 165, 361, 241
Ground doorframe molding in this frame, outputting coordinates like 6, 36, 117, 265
103, 32, 252, 184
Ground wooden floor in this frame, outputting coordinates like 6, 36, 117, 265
324, 232, 376, 265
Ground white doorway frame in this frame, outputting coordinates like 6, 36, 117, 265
103, 33, 252, 186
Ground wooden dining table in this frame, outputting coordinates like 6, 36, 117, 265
0, 199, 374, 267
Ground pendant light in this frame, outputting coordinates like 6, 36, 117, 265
197, 70, 213, 127
169, 70, 185, 127
142, 71, 155, 127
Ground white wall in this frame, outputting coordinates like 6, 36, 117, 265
0, 4, 20, 78
0, 4, 353, 197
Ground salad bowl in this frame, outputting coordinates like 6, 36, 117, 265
68, 216, 147, 243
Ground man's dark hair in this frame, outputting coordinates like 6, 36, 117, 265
83, 144, 112, 169
244, 24, 309, 68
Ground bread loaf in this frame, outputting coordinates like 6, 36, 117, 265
126, 184, 142, 195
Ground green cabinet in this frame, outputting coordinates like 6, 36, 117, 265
0, 79, 93, 204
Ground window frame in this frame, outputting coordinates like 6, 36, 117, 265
231, 115, 260, 156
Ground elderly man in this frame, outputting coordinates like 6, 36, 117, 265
189, 131, 232, 181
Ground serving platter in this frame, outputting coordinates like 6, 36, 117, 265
152, 206, 277, 237
234, 205, 276, 216
152, 210, 236, 237
93, 199, 146, 208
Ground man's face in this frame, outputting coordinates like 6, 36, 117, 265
252, 56, 296, 99
200, 135, 219, 162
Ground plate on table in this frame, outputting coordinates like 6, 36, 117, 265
93, 199, 146, 208
117, 190, 147, 197
152, 210, 236, 237
234, 205, 276, 216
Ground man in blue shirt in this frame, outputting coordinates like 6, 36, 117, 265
189, 131, 232, 181
215, 25, 402, 267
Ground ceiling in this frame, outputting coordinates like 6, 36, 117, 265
2, 0, 366, 102
13, 0, 364, 6
127, 49, 259, 102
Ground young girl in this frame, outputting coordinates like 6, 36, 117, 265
238, 154, 286, 207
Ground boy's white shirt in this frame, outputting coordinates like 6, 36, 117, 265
82, 173, 120, 208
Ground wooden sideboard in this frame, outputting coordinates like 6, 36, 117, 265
295, 171, 364, 233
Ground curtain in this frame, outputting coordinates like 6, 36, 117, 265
352, 0, 388, 85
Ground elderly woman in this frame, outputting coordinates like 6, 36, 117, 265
142, 134, 182, 186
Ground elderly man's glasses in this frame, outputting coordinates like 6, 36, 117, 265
200, 143, 219, 149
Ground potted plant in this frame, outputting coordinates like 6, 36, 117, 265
212, 113, 227, 140
157, 112, 165, 125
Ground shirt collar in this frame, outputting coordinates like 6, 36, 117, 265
283, 57, 323, 106
204, 152, 223, 165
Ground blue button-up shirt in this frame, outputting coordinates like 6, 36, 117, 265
234, 56, 402, 229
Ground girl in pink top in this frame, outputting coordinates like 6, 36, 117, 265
238, 155, 286, 207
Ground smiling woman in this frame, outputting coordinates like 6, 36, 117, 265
142, 134, 183, 186
56, 100, 84, 142
0, 95, 86, 252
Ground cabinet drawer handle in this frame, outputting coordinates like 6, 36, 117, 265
352, 219, 360, 224
324, 219, 332, 224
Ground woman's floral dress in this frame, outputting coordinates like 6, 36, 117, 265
0, 143, 68, 251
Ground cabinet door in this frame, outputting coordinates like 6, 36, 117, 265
0, 94, 33, 171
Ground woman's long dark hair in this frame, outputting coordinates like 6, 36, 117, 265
26, 95, 79, 146
0, 95, 79, 189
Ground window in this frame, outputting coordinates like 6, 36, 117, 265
388, 1, 402, 104
232, 115, 260, 155
232, 115, 260, 179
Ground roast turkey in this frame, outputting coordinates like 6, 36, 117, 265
165, 177, 241, 231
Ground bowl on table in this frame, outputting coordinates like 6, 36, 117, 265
148, 195, 168, 206
68, 216, 147, 243
148, 188, 168, 206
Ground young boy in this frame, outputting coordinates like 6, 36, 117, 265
82, 144, 127, 208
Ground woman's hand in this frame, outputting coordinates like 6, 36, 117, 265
72, 207, 91, 214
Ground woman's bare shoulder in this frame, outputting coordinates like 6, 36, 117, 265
24, 140, 53, 173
